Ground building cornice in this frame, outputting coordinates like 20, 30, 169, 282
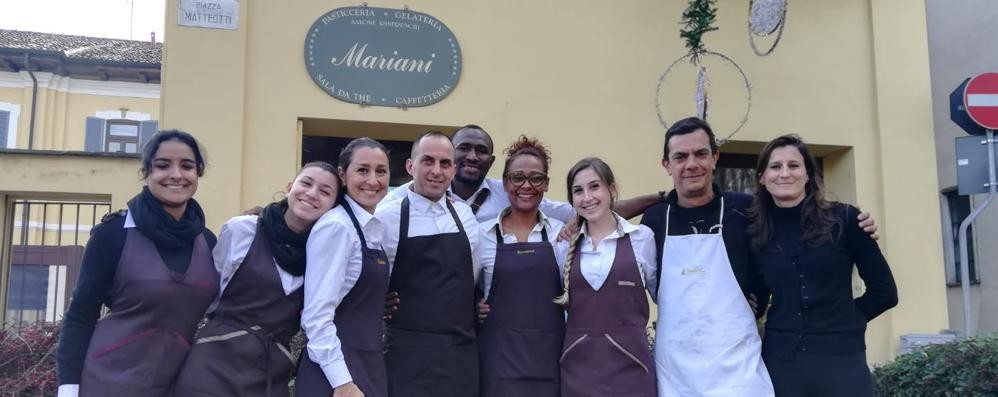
0, 71, 159, 99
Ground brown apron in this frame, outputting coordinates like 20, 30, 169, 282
479, 226, 564, 397
173, 222, 303, 396
296, 202, 390, 396
559, 235, 656, 397
79, 228, 218, 396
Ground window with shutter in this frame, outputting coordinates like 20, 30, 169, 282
104, 119, 140, 153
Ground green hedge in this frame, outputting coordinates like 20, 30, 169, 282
873, 333, 998, 396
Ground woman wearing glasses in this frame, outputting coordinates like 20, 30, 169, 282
476, 136, 567, 397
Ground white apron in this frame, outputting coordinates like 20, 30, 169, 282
654, 198, 774, 396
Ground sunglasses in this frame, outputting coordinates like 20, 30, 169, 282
505, 171, 549, 187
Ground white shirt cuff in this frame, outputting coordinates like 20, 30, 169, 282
57, 384, 79, 397
320, 357, 353, 389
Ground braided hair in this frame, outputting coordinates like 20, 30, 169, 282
553, 157, 618, 306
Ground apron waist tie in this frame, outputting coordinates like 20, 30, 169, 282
208, 316, 292, 397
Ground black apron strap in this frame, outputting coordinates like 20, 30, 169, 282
469, 189, 490, 215
399, 197, 411, 240
401, 196, 464, 236
444, 199, 465, 234
341, 197, 368, 249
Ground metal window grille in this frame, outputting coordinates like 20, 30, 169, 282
4, 200, 111, 326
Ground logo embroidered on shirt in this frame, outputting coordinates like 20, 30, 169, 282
681, 266, 706, 275
516, 249, 535, 255
618, 280, 637, 287
377, 259, 387, 265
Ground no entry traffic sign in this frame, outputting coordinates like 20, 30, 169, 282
964, 72, 998, 130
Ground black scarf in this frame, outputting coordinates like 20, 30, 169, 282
127, 186, 205, 251
260, 200, 308, 277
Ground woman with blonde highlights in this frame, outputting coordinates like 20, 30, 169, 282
555, 157, 657, 397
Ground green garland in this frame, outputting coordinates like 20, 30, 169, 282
680, 0, 719, 63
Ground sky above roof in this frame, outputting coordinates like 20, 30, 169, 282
0, 0, 165, 42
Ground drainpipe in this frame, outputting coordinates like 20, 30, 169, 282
24, 53, 37, 150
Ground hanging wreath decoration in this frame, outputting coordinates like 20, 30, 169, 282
656, 0, 752, 144
748, 0, 787, 56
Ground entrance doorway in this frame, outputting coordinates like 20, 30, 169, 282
300, 118, 461, 188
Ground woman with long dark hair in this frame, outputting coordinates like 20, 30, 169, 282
748, 134, 898, 397
56, 130, 218, 397
295, 137, 392, 397
555, 157, 657, 397
476, 136, 566, 397
172, 161, 339, 396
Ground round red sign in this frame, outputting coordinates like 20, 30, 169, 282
964, 72, 998, 130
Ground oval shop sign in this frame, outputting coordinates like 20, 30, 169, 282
305, 6, 462, 107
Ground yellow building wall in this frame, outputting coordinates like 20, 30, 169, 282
0, 87, 22, 106
0, 153, 140, 210
161, 0, 948, 364
0, 72, 159, 151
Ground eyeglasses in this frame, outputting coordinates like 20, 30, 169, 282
505, 171, 549, 187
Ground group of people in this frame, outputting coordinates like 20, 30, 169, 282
55, 118, 898, 397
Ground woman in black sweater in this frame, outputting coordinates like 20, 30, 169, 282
748, 134, 898, 397
56, 130, 219, 397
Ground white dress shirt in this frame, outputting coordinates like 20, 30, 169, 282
302, 196, 385, 388
384, 177, 575, 224
478, 209, 568, 299
375, 187, 481, 281
206, 215, 303, 313
554, 213, 658, 298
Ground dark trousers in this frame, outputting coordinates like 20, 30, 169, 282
763, 351, 873, 397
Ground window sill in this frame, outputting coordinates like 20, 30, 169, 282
946, 280, 982, 287
0, 148, 140, 159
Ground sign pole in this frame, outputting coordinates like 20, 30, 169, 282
958, 129, 997, 338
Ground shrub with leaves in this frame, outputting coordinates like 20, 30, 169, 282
0, 322, 59, 396
873, 333, 998, 396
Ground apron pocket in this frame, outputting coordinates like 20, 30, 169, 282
559, 333, 588, 363
604, 334, 649, 373
616, 282, 649, 327
86, 328, 161, 387
266, 341, 297, 381
386, 329, 447, 384
90, 328, 158, 359
495, 328, 562, 380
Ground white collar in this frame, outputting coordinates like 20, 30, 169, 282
486, 207, 553, 236
124, 210, 136, 228
344, 195, 376, 226
405, 186, 450, 212
579, 212, 636, 239
447, 177, 497, 203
